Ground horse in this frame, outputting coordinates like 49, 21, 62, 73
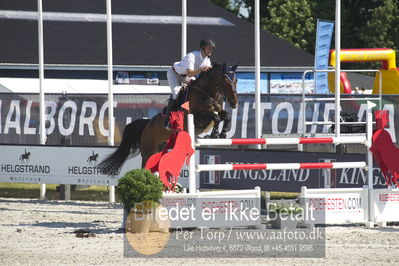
98, 63, 238, 173
87, 151, 98, 165
19, 150, 30, 163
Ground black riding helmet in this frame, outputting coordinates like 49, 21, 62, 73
200, 38, 216, 49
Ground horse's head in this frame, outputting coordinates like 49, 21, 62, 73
220, 63, 239, 108
197, 63, 238, 108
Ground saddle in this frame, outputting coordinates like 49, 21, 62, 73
176, 83, 190, 106
162, 82, 191, 116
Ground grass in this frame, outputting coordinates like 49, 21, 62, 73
0, 183, 109, 201
269, 191, 299, 199
0, 182, 299, 201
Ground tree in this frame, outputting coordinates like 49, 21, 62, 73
213, 0, 398, 55
210, 0, 241, 16
237, 0, 272, 21
263, 0, 315, 52
361, 0, 399, 49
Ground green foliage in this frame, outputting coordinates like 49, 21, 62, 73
0, 183, 109, 201
268, 201, 302, 214
210, 0, 241, 15
237, 0, 272, 22
230, 0, 399, 59
263, 0, 315, 52
361, 0, 399, 49
116, 169, 163, 211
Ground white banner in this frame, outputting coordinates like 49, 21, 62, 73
370, 188, 399, 223
301, 186, 368, 224
0, 145, 140, 185
0, 145, 198, 188
161, 188, 261, 228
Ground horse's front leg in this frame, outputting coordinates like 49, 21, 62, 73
218, 110, 230, 139
194, 110, 221, 138
210, 111, 221, 138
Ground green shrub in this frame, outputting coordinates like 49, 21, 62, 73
116, 169, 163, 211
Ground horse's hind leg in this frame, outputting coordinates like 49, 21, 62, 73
210, 123, 220, 138
141, 141, 158, 168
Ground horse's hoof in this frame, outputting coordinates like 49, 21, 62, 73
219, 132, 226, 138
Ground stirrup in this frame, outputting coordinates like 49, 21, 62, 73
164, 118, 171, 129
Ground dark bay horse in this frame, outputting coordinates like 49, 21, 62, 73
99, 63, 238, 173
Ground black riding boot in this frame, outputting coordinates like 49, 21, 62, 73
164, 98, 176, 128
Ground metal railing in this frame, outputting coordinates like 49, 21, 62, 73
301, 69, 382, 137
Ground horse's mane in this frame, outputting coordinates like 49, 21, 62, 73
189, 63, 223, 94
175, 62, 235, 107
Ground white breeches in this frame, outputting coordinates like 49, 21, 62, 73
167, 67, 194, 98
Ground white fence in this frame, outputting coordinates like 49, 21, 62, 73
301, 186, 399, 225
369, 188, 399, 223
162, 187, 261, 228
300, 186, 369, 225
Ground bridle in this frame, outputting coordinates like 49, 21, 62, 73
221, 69, 238, 105
224, 71, 237, 92
189, 64, 237, 107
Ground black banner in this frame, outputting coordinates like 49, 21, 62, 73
0, 93, 398, 145
199, 149, 386, 192
0, 93, 167, 145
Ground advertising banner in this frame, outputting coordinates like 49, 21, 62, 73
0, 145, 135, 185
199, 149, 386, 192
0, 144, 198, 188
0, 93, 167, 146
369, 189, 399, 222
161, 191, 261, 228
270, 73, 314, 94
314, 20, 334, 94
1, 93, 398, 145
301, 187, 368, 224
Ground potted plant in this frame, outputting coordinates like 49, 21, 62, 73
116, 168, 164, 233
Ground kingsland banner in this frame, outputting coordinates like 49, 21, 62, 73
0, 93, 397, 145
200, 149, 386, 192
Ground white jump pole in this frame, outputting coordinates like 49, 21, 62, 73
37, 0, 47, 200
106, 0, 115, 203
334, 0, 341, 138
181, 0, 187, 58
188, 114, 196, 193
366, 101, 376, 189
196, 161, 367, 172
254, 0, 261, 148
196, 136, 367, 146
366, 101, 375, 226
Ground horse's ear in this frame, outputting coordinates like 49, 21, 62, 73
222, 62, 227, 72
232, 62, 240, 72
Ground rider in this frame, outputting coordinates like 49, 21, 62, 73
165, 38, 216, 127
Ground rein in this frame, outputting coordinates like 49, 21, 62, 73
192, 68, 224, 98
187, 65, 237, 105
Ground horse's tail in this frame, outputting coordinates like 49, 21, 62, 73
98, 118, 150, 175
